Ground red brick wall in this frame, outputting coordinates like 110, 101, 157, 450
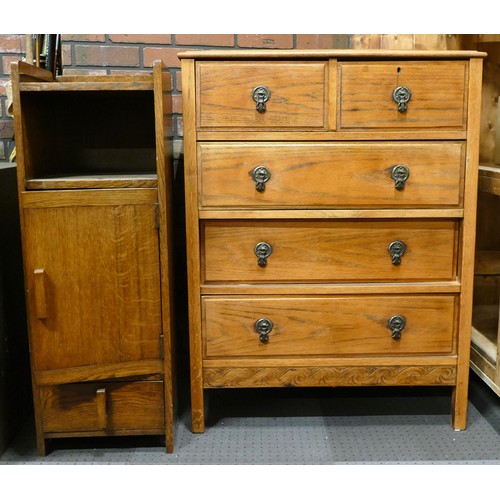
0, 34, 350, 162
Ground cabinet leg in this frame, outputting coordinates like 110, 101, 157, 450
36, 434, 47, 457
451, 382, 469, 430
191, 386, 205, 433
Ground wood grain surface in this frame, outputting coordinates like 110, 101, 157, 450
198, 141, 464, 208
339, 61, 467, 129
203, 220, 458, 282
40, 381, 164, 433
197, 61, 327, 129
203, 295, 457, 357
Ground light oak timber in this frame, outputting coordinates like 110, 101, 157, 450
178, 49, 487, 60
153, 60, 176, 453
21, 188, 157, 208
16, 60, 53, 82
40, 381, 164, 434
19, 81, 154, 92
202, 220, 458, 283
203, 366, 457, 388
182, 57, 205, 433
197, 131, 468, 141
35, 359, 164, 385
26, 174, 158, 190
198, 142, 465, 209
180, 49, 485, 434
200, 281, 462, 295
202, 295, 457, 357
338, 61, 468, 129
199, 209, 464, 219
203, 356, 458, 368
12, 60, 174, 454
328, 59, 337, 130
23, 200, 161, 372
197, 61, 328, 129
452, 56, 483, 430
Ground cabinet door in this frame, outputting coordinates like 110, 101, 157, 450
23, 190, 161, 372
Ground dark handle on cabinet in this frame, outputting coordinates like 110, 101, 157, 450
388, 315, 406, 340
254, 317, 274, 343
392, 86, 412, 113
252, 86, 271, 113
252, 165, 271, 192
254, 241, 273, 267
388, 240, 407, 266
391, 164, 410, 191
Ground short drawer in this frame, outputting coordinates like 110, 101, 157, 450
203, 295, 457, 357
198, 141, 464, 208
40, 380, 165, 434
197, 61, 327, 129
203, 220, 458, 283
339, 61, 467, 129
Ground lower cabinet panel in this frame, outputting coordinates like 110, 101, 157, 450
203, 295, 457, 357
40, 380, 165, 434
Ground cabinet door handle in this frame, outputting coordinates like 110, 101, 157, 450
254, 242, 273, 267
96, 388, 108, 430
388, 315, 406, 340
388, 240, 407, 266
254, 318, 274, 343
33, 268, 47, 319
252, 85, 270, 113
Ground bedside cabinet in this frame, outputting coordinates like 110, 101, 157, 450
11, 61, 175, 454
179, 49, 485, 433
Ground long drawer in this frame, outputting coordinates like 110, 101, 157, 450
202, 220, 458, 283
40, 380, 165, 434
198, 142, 464, 208
203, 295, 457, 357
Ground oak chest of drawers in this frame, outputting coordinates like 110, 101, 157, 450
179, 49, 485, 433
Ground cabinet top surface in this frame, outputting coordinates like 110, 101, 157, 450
178, 49, 487, 60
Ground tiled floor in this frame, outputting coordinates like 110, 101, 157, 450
1, 371, 500, 465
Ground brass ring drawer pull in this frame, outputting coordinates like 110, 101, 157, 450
388, 315, 406, 340
252, 165, 271, 192
254, 317, 273, 343
392, 85, 412, 113
252, 85, 270, 113
254, 241, 273, 267
391, 164, 410, 191
388, 240, 407, 266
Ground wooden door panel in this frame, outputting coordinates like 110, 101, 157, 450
24, 192, 161, 372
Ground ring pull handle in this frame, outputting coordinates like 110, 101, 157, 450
252, 86, 270, 113
388, 240, 407, 266
388, 315, 406, 340
252, 166, 271, 192
254, 318, 273, 344
254, 241, 273, 267
391, 164, 410, 191
392, 86, 412, 113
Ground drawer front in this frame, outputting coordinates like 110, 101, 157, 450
40, 381, 165, 433
203, 295, 457, 357
339, 61, 467, 129
203, 220, 458, 283
197, 61, 327, 129
199, 142, 464, 208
